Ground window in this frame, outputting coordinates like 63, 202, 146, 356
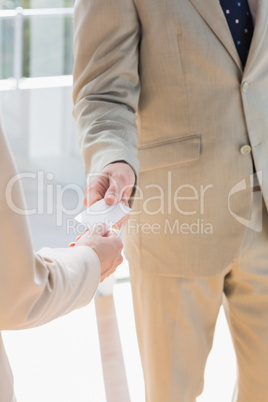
0, 0, 74, 81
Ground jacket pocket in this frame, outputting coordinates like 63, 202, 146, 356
138, 135, 201, 172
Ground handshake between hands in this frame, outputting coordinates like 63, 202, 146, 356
69, 163, 136, 283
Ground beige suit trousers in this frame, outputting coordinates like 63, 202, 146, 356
130, 191, 268, 402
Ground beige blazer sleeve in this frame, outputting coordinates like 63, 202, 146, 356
72, 0, 140, 177
0, 122, 101, 331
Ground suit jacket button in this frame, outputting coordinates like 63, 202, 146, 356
240, 144, 252, 155
242, 81, 249, 93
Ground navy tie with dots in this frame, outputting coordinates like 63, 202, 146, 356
219, 0, 254, 67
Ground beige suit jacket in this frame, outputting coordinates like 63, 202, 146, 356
73, 0, 268, 277
0, 124, 100, 401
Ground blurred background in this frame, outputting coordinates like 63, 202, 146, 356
0, 2, 236, 401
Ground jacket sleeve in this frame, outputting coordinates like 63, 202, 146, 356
72, 0, 141, 177
0, 124, 101, 331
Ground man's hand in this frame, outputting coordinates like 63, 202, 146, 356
84, 162, 136, 229
84, 162, 135, 206
72, 225, 124, 282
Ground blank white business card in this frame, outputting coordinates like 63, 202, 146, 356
75, 199, 131, 227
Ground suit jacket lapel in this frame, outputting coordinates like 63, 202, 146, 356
188, 0, 243, 70
245, 0, 268, 73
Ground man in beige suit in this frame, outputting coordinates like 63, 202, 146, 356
0, 122, 123, 401
73, 0, 268, 400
